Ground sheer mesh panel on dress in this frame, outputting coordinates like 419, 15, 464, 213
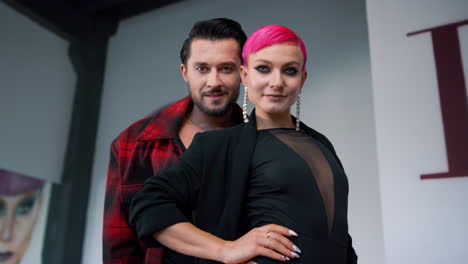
268, 129, 335, 233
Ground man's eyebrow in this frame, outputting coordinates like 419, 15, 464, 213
192, 62, 209, 66
219, 62, 237, 66
192, 62, 238, 66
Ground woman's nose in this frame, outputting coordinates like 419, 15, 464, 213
0, 216, 14, 242
269, 70, 284, 89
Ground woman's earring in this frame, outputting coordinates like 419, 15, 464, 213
295, 92, 301, 131
243, 86, 249, 123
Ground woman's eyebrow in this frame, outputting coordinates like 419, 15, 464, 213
283, 61, 301, 66
252, 59, 272, 64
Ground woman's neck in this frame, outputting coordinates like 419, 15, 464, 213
255, 110, 294, 130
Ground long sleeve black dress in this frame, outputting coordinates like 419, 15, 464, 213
129, 113, 357, 264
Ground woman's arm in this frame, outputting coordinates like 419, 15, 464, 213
129, 133, 301, 262
155, 222, 300, 263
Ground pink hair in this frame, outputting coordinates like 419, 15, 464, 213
242, 25, 307, 71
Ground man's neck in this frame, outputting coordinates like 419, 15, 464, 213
178, 106, 235, 149
187, 107, 235, 131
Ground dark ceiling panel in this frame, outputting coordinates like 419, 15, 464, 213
4, 0, 184, 40
90, 0, 184, 20
4, 0, 105, 41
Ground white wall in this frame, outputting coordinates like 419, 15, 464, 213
0, 2, 76, 183
366, 0, 468, 263
0, 3, 74, 264
83, 0, 384, 263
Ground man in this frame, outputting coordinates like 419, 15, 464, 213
103, 18, 246, 264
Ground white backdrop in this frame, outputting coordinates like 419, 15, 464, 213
0, 2, 75, 264
0, 2, 75, 183
366, 0, 468, 263
82, 0, 384, 263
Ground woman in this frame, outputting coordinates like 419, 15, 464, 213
129, 25, 357, 264
0, 169, 45, 264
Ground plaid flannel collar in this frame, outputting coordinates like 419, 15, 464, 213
137, 96, 243, 141
137, 96, 192, 141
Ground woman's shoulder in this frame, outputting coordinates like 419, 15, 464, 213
301, 122, 336, 152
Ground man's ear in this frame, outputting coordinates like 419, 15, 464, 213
180, 63, 188, 82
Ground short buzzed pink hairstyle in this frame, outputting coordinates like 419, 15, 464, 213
242, 24, 307, 71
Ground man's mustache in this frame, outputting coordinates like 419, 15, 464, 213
201, 89, 228, 96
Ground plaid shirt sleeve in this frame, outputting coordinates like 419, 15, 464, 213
102, 139, 164, 264
101, 97, 237, 264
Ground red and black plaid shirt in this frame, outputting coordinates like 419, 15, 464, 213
103, 96, 242, 264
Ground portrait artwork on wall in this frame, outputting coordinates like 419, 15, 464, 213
0, 169, 51, 264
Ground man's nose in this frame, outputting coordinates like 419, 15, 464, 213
206, 69, 221, 88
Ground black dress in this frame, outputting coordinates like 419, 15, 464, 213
129, 112, 357, 264
246, 128, 351, 263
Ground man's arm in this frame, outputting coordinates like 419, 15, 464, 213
102, 141, 149, 264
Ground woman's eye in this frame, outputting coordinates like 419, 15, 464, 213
284, 67, 298, 75
15, 196, 36, 216
0, 201, 5, 217
255, 65, 270, 73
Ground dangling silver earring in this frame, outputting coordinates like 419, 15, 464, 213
243, 86, 249, 123
295, 92, 301, 131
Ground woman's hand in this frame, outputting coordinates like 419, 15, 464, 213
221, 224, 301, 264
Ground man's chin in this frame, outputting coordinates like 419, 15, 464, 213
202, 107, 229, 117
193, 96, 237, 117
199, 103, 231, 117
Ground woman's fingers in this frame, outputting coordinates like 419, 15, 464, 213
256, 224, 301, 258
263, 232, 297, 258
222, 224, 301, 263
257, 246, 291, 261
264, 232, 299, 259
263, 224, 298, 237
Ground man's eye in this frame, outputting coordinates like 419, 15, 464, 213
221, 66, 233, 73
284, 67, 298, 75
196, 67, 209, 72
255, 65, 270, 73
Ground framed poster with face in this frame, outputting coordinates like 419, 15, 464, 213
0, 169, 51, 264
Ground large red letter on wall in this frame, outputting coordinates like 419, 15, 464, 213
408, 19, 468, 180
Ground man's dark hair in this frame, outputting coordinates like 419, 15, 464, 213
180, 18, 247, 65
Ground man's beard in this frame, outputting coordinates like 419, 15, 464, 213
190, 86, 239, 117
